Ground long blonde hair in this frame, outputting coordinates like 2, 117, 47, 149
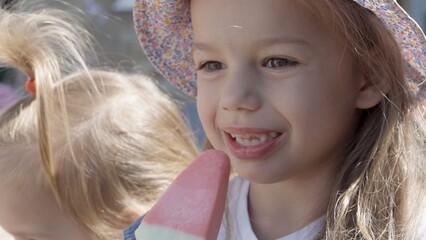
294, 1, 426, 239
0, 6, 199, 240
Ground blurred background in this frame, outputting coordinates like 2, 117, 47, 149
0, 0, 425, 238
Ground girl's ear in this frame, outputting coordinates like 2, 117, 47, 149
355, 74, 384, 109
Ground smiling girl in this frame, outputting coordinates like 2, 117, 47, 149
128, 0, 426, 239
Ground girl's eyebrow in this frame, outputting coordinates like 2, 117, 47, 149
193, 42, 217, 52
11, 230, 48, 238
256, 37, 313, 50
193, 36, 313, 52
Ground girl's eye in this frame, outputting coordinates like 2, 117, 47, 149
198, 61, 226, 72
263, 57, 298, 69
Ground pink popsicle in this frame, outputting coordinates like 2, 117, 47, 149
135, 150, 231, 240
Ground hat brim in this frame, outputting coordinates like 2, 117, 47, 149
134, 0, 196, 97
354, 0, 426, 100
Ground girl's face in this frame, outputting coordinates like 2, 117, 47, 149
192, 0, 365, 183
0, 183, 91, 240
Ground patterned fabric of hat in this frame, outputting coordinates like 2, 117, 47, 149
133, 0, 195, 97
133, 0, 426, 101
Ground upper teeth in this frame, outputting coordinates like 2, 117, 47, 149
230, 132, 279, 146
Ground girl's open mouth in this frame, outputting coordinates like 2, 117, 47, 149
229, 132, 282, 146
224, 131, 284, 159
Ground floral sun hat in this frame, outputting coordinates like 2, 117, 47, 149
133, 0, 426, 101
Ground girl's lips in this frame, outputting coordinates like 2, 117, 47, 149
223, 129, 284, 160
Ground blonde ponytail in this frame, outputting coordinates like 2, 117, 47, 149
0, 6, 95, 203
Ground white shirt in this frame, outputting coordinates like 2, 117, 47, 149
217, 176, 323, 240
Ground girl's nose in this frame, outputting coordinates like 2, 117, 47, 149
219, 67, 261, 112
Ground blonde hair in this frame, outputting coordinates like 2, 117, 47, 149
0, 6, 199, 240
295, 1, 426, 239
